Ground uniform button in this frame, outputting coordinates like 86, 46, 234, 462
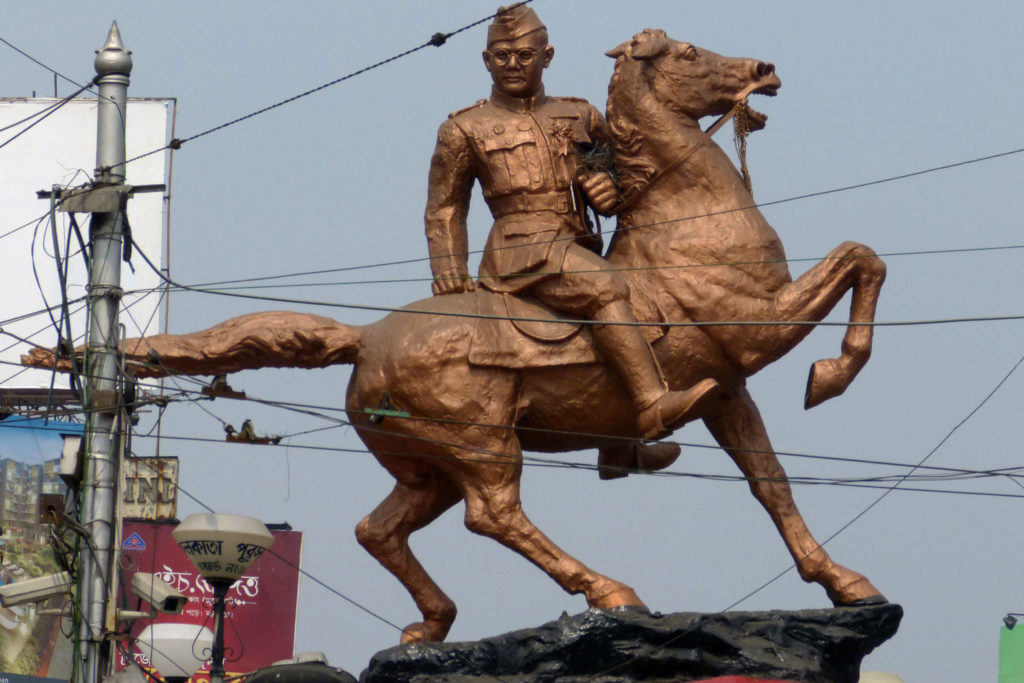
505, 137, 513, 145
494, 125, 504, 134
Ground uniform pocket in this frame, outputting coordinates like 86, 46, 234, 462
482, 128, 536, 152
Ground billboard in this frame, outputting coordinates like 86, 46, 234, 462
0, 97, 173, 392
122, 458, 178, 521
0, 418, 80, 682
119, 521, 302, 681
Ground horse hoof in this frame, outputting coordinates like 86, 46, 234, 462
399, 619, 451, 644
839, 594, 889, 607
588, 583, 647, 610
825, 574, 885, 606
804, 359, 848, 409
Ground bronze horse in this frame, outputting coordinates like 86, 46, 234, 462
26, 30, 886, 643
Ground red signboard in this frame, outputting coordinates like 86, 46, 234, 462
118, 520, 302, 681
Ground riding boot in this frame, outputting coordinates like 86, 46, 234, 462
597, 441, 682, 480
591, 300, 720, 440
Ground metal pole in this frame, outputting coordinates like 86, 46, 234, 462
209, 580, 230, 683
79, 22, 131, 683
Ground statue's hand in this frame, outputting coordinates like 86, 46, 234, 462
431, 268, 476, 296
580, 171, 619, 215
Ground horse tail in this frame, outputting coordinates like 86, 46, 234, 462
318, 321, 362, 367
114, 311, 365, 377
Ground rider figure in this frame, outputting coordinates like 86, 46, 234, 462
424, 5, 718, 439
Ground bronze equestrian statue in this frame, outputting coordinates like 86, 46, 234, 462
26, 10, 887, 645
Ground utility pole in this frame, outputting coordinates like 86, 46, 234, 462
78, 22, 131, 683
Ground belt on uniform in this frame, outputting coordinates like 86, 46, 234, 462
488, 192, 570, 218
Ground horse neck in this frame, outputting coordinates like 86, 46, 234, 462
608, 102, 753, 260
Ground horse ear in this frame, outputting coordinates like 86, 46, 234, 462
605, 41, 629, 58
630, 34, 670, 60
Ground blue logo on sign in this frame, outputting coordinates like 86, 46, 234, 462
123, 533, 147, 551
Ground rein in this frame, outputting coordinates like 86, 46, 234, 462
612, 99, 750, 216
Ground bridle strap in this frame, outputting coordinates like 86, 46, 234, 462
611, 103, 743, 216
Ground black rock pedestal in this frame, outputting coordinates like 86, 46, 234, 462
361, 603, 902, 683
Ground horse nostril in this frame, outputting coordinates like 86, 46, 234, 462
750, 61, 773, 78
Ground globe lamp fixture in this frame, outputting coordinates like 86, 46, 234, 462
172, 514, 275, 683
136, 622, 215, 683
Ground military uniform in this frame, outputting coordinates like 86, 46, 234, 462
425, 87, 605, 294
422, 3, 719, 440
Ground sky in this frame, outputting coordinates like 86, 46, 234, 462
2, 2, 1023, 681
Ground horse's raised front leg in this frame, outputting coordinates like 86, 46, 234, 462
789, 242, 885, 408
739, 241, 885, 407
704, 385, 885, 605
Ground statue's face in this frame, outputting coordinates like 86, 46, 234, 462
483, 31, 553, 99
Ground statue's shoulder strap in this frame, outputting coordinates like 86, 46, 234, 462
449, 99, 488, 120
546, 96, 600, 120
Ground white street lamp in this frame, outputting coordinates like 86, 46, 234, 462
172, 514, 275, 683
136, 623, 215, 683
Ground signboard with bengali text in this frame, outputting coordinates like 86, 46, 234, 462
118, 521, 302, 681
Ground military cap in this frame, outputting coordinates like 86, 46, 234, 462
487, 5, 546, 45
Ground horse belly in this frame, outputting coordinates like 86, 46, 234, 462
516, 364, 635, 452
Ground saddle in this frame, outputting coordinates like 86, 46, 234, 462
467, 290, 667, 369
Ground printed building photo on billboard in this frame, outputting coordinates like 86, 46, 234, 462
0, 418, 79, 682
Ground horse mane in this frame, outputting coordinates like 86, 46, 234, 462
605, 30, 666, 197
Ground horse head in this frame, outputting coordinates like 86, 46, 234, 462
607, 29, 780, 128
606, 30, 781, 196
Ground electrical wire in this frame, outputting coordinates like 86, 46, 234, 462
128, 242, 1023, 294
116, 2, 534, 172
6, 384, 1018, 495
721, 348, 1024, 612
4, 353, 1023, 493
0, 207, 57, 242
0, 97, 71, 133
591, 348, 1024, 677
117, 145, 1024, 292
126, 228, 1024, 329
0, 33, 97, 92
12, 338, 1024, 488
0, 79, 95, 151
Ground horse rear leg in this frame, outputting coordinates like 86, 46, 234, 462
745, 241, 885, 407
451, 430, 647, 611
355, 462, 463, 643
704, 385, 884, 605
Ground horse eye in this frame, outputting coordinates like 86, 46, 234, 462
680, 44, 698, 61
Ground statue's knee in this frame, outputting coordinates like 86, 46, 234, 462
590, 274, 631, 311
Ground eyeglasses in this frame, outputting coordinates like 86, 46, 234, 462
487, 48, 538, 66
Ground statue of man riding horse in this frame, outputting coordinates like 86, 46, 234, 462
25, 4, 889, 645
425, 5, 719, 443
